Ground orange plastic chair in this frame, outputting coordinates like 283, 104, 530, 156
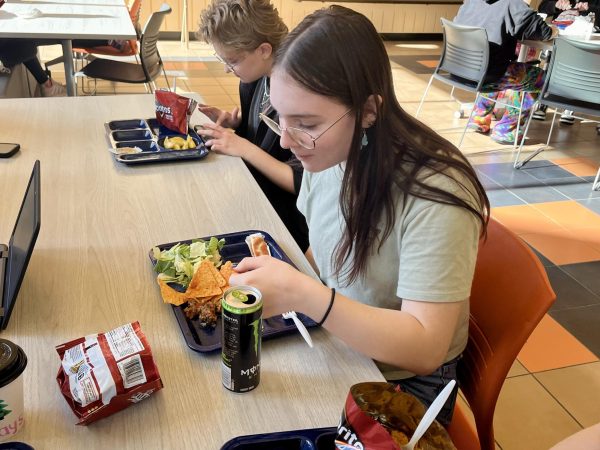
446, 218, 556, 450
73, 0, 142, 57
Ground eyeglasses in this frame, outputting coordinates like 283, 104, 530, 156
213, 52, 247, 72
259, 109, 352, 150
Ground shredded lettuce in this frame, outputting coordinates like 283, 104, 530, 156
152, 238, 225, 288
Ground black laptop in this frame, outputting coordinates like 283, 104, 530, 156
0, 160, 41, 330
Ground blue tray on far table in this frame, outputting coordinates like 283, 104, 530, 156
221, 427, 337, 450
149, 230, 317, 352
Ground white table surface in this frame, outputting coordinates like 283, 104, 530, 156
0, 2, 134, 40
5, 0, 128, 6
0, 94, 384, 449
519, 34, 600, 61
0, 2, 136, 95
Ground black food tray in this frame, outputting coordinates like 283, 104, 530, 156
104, 118, 208, 165
221, 427, 337, 450
149, 230, 317, 352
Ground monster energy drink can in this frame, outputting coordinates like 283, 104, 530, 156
221, 286, 262, 393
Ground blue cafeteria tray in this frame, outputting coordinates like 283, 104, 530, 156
149, 230, 317, 352
221, 427, 337, 450
104, 118, 208, 165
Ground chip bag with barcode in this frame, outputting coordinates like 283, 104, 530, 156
55, 321, 163, 425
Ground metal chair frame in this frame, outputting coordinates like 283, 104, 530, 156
75, 3, 171, 95
513, 37, 600, 192
417, 18, 525, 149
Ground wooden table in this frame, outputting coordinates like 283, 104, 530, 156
0, 2, 136, 96
0, 94, 383, 449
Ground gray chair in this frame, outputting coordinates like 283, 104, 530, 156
416, 18, 525, 148
514, 37, 600, 191
76, 3, 172, 93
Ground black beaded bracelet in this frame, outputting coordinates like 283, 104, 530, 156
317, 288, 336, 326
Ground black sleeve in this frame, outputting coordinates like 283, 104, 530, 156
511, 1, 554, 40
235, 80, 259, 138
289, 157, 304, 194
585, 0, 600, 25
538, 0, 560, 17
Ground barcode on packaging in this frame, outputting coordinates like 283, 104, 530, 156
118, 354, 147, 389
221, 362, 232, 390
106, 323, 145, 361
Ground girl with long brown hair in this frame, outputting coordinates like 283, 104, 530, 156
230, 5, 489, 424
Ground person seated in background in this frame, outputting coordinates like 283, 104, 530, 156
0, 39, 132, 97
454, 0, 558, 144
539, 0, 599, 26
196, 0, 309, 252
230, 5, 490, 425
0, 39, 66, 97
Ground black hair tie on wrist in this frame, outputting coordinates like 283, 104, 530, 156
318, 288, 336, 326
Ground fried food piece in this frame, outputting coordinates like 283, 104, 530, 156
245, 233, 270, 257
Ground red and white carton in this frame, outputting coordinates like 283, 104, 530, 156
56, 321, 163, 425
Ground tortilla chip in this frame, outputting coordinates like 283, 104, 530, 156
157, 278, 189, 306
219, 261, 234, 284
187, 260, 222, 298
206, 260, 226, 288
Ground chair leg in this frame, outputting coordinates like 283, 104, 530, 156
513, 91, 525, 150
514, 105, 555, 169
416, 75, 435, 118
162, 67, 171, 92
513, 102, 536, 168
593, 168, 600, 191
458, 92, 480, 148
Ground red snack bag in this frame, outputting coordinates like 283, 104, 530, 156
56, 321, 163, 425
336, 382, 456, 450
155, 90, 198, 134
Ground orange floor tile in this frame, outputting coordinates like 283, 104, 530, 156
416, 59, 439, 68
532, 200, 600, 231
551, 157, 600, 177
491, 204, 563, 236
518, 314, 598, 373
520, 228, 600, 265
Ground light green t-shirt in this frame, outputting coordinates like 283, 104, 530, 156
297, 164, 481, 380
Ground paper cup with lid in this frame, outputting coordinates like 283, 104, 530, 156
0, 340, 27, 442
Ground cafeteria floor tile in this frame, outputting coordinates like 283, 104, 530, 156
517, 314, 598, 373
551, 157, 600, 177
507, 360, 529, 378
33, 38, 600, 449
493, 375, 582, 450
534, 362, 600, 427
519, 228, 600, 265
550, 304, 600, 358
492, 204, 564, 235
545, 265, 600, 312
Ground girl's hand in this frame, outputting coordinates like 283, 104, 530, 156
574, 1, 588, 10
556, 0, 572, 10
197, 104, 241, 129
230, 256, 316, 318
196, 123, 257, 158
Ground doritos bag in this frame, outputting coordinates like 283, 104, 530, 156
56, 321, 163, 425
336, 382, 456, 450
155, 90, 198, 134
